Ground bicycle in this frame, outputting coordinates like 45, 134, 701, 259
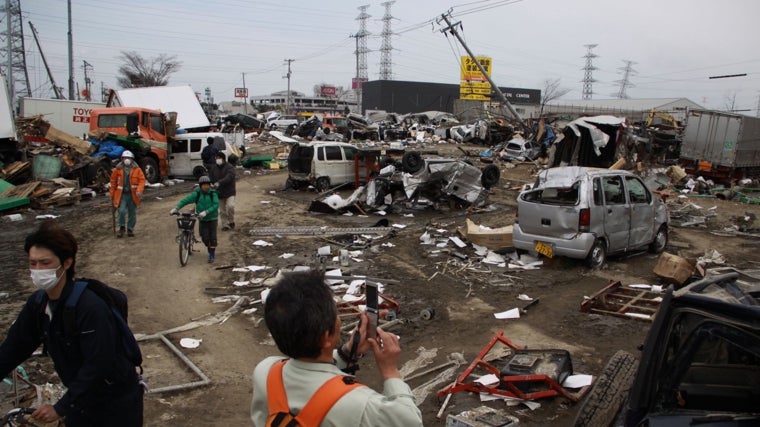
1, 408, 37, 427
172, 211, 198, 266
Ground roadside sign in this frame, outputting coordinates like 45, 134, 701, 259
460, 81, 492, 101
460, 56, 491, 82
234, 87, 248, 98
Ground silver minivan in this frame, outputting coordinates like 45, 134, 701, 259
512, 167, 669, 268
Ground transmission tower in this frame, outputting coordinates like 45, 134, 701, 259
0, 0, 31, 105
581, 44, 598, 100
379, 1, 395, 80
355, 5, 371, 82
614, 60, 637, 99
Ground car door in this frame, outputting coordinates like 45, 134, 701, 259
316, 145, 349, 185
168, 137, 192, 176
625, 175, 655, 249
600, 175, 631, 253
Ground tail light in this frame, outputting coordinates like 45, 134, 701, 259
579, 208, 590, 232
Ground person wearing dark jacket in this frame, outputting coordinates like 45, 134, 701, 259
208, 151, 237, 231
201, 137, 218, 172
0, 221, 143, 426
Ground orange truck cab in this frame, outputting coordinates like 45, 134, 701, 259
89, 107, 174, 183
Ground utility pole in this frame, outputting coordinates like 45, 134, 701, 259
437, 12, 527, 132
82, 60, 93, 101
283, 59, 293, 115
581, 44, 598, 100
67, 0, 74, 100
28, 21, 64, 99
242, 72, 247, 114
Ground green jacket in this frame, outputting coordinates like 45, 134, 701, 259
176, 188, 219, 222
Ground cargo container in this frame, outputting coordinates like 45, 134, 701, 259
680, 109, 760, 180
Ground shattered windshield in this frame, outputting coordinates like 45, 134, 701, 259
521, 182, 580, 206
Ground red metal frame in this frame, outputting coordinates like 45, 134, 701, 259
437, 330, 589, 402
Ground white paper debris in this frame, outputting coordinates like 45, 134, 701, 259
494, 308, 520, 319
279, 253, 295, 259
449, 236, 467, 248
472, 244, 488, 256
252, 240, 273, 247
419, 232, 435, 245
324, 269, 344, 285
260, 200, 271, 204
244, 265, 269, 272
629, 284, 651, 289
562, 374, 593, 388
482, 251, 505, 264
242, 307, 258, 315
36, 215, 59, 220
232, 281, 250, 287
403, 213, 414, 217
179, 338, 202, 349
517, 294, 533, 301
625, 312, 651, 320
381, 242, 396, 248
317, 245, 331, 255
475, 374, 500, 386
392, 223, 407, 229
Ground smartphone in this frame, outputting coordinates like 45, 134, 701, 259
365, 281, 379, 339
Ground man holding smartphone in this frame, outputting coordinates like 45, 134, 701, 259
250, 270, 422, 426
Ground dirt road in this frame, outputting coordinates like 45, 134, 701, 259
1, 146, 758, 426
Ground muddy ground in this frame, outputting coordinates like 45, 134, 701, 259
1, 141, 759, 426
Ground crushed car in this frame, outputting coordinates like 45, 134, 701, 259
367, 151, 500, 210
346, 113, 380, 140
512, 166, 669, 268
574, 268, 760, 427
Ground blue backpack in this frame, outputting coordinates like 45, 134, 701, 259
34, 279, 143, 373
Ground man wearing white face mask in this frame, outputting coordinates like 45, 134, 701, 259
0, 221, 143, 426
208, 151, 236, 231
109, 150, 146, 238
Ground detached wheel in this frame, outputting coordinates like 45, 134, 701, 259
401, 151, 423, 173
573, 350, 638, 427
481, 164, 500, 189
315, 177, 330, 192
648, 225, 668, 254
138, 157, 160, 184
586, 239, 606, 269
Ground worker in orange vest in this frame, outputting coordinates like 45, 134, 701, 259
109, 150, 146, 238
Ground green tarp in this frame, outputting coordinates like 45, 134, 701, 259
0, 178, 30, 212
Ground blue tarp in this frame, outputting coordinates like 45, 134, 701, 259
90, 139, 126, 159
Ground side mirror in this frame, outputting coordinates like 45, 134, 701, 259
126, 113, 139, 134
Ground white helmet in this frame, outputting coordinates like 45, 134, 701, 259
122, 150, 135, 159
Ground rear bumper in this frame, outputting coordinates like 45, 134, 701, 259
512, 224, 596, 259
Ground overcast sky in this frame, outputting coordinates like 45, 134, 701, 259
19, 0, 760, 113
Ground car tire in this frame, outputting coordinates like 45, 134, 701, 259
586, 239, 606, 269
481, 164, 500, 189
401, 151, 423, 173
138, 157, 160, 184
315, 177, 330, 192
193, 165, 207, 179
573, 350, 638, 427
269, 124, 278, 130
648, 225, 668, 254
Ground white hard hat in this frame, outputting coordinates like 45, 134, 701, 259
122, 150, 135, 158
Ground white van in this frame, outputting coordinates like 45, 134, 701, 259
169, 132, 240, 178
287, 141, 366, 191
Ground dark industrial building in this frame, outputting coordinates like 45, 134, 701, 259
362, 80, 541, 115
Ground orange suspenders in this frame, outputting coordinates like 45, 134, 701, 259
266, 360, 363, 427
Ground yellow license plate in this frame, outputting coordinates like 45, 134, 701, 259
535, 241, 554, 258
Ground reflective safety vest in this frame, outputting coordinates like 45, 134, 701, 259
266, 360, 363, 427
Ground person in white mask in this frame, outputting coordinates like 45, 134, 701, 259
0, 221, 144, 426
109, 150, 146, 238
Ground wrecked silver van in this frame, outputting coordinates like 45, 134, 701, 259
512, 167, 669, 268
286, 141, 366, 191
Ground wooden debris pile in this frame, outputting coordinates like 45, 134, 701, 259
0, 178, 83, 209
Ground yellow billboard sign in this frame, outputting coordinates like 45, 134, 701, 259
460, 56, 492, 82
460, 81, 492, 101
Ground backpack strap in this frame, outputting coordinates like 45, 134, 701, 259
63, 280, 88, 337
265, 359, 363, 427
296, 374, 362, 426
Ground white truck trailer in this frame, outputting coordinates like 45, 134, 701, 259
20, 97, 105, 139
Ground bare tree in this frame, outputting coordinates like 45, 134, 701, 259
723, 92, 737, 112
540, 78, 571, 117
116, 51, 182, 88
